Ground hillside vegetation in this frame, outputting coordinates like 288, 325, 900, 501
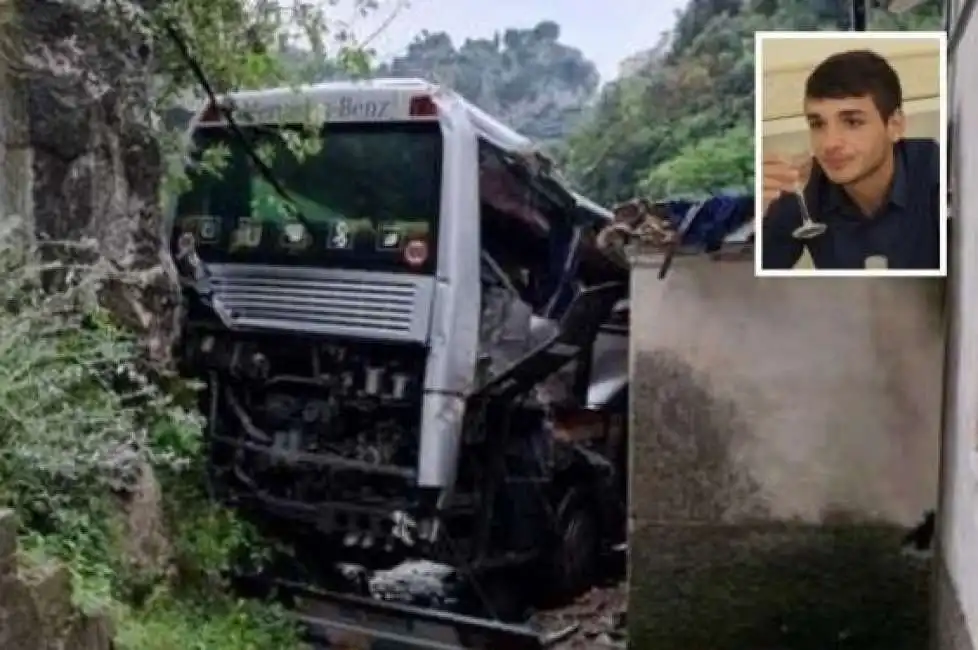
560, 0, 943, 203
279, 0, 942, 203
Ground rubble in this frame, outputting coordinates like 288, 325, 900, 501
534, 580, 628, 649
367, 560, 463, 608
597, 198, 677, 256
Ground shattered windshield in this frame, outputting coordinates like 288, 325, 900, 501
173, 122, 442, 273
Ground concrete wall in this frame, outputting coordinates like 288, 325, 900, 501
627, 251, 943, 649
935, 2, 978, 648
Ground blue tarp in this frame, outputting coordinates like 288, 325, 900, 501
658, 193, 754, 253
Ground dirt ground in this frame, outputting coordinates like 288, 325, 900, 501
533, 579, 627, 649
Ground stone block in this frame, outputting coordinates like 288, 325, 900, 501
0, 509, 18, 575
115, 461, 171, 581
20, 560, 74, 642
63, 612, 114, 650
0, 572, 42, 650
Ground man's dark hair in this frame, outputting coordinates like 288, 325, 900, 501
804, 49, 903, 120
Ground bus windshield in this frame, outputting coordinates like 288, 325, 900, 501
173, 121, 442, 273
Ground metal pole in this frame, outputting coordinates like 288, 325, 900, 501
851, 0, 867, 30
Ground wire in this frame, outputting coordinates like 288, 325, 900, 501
158, 18, 315, 236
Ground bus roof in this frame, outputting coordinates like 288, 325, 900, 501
191, 77, 614, 227
199, 78, 533, 152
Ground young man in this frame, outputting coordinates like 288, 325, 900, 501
761, 49, 941, 270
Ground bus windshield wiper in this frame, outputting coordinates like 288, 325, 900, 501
160, 19, 314, 237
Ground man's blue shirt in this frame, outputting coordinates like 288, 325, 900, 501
761, 138, 941, 270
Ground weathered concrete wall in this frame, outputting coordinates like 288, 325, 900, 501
627, 252, 943, 650
0, 510, 113, 650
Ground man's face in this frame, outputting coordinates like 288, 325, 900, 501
804, 94, 904, 185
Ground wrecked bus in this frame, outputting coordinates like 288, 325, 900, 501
168, 78, 630, 647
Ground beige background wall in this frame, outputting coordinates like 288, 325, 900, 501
760, 36, 941, 153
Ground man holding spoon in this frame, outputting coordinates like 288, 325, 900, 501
760, 48, 941, 271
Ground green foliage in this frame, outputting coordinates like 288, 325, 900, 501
373, 22, 600, 142
115, 593, 301, 650
110, 464, 302, 650
868, 2, 944, 30
0, 216, 306, 648
0, 222, 195, 520
641, 124, 754, 197
0, 2, 395, 646
560, 0, 944, 204
151, 0, 377, 199
158, 462, 274, 592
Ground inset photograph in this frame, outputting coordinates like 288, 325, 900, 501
755, 31, 947, 277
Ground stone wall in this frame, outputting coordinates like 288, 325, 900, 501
0, 510, 113, 650
0, 1, 177, 645
17, 0, 179, 365
0, 0, 31, 225
627, 251, 943, 650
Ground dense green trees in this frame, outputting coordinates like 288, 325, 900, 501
377, 21, 600, 142
560, 0, 944, 204
349, 1, 942, 205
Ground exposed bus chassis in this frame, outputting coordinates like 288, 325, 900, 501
177, 270, 628, 648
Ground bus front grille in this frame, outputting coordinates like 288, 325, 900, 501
208, 264, 434, 343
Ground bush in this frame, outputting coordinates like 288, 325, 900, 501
0, 215, 306, 649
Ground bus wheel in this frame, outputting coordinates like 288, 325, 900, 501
546, 487, 600, 603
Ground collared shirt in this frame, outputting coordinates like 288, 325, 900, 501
762, 138, 941, 270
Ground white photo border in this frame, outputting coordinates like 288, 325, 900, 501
753, 30, 948, 278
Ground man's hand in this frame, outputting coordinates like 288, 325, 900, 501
761, 153, 813, 216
